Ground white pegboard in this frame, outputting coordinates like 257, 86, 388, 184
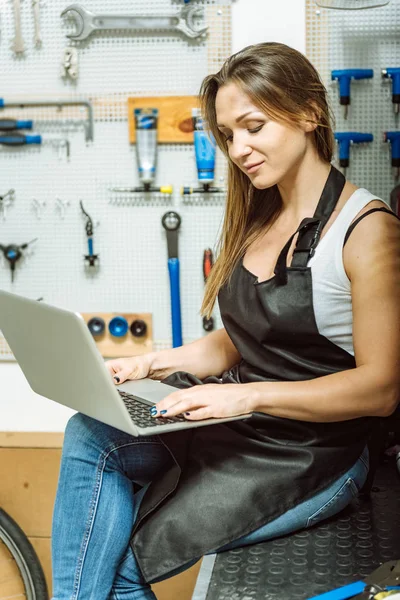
0, 0, 231, 359
306, 0, 399, 200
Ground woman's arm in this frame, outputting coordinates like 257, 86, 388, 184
149, 327, 241, 381
248, 205, 400, 422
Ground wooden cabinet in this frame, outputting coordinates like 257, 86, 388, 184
0, 432, 201, 599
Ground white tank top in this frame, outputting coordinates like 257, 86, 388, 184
308, 188, 386, 356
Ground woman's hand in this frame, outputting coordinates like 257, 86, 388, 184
105, 353, 155, 384
151, 383, 256, 420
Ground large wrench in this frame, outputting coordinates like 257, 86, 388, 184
60, 4, 208, 41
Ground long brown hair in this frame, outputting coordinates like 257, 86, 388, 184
199, 42, 334, 318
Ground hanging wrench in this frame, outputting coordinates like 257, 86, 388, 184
32, 0, 42, 47
12, 0, 25, 54
60, 4, 208, 42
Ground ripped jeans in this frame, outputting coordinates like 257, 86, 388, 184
51, 413, 369, 600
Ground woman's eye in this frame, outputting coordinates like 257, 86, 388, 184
225, 134, 233, 142
248, 125, 263, 134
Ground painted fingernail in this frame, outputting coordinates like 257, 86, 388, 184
160, 410, 168, 415
185, 412, 191, 415
150, 407, 157, 415
114, 376, 120, 383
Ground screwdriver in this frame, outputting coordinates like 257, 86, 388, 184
202, 248, 214, 332
0, 119, 33, 131
0, 132, 41, 145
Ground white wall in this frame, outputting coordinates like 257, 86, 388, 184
0, 0, 306, 432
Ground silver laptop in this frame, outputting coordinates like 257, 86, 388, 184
0, 290, 251, 436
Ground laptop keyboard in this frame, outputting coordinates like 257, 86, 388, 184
118, 390, 188, 428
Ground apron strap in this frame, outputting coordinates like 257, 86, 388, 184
273, 166, 346, 284
274, 217, 320, 285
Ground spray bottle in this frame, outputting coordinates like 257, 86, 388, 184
181, 108, 223, 196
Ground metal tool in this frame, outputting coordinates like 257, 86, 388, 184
32, 0, 42, 47
331, 69, 374, 119
0, 190, 15, 220
60, 4, 208, 42
32, 198, 46, 219
12, 0, 25, 54
315, 0, 390, 7
80, 200, 99, 267
0, 239, 38, 282
202, 249, 214, 332
334, 132, 373, 175
382, 68, 400, 115
60, 47, 79, 80
308, 559, 400, 599
0, 98, 94, 142
162, 211, 182, 348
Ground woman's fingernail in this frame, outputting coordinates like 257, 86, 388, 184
114, 376, 120, 383
150, 407, 157, 416
185, 412, 190, 416
160, 410, 168, 415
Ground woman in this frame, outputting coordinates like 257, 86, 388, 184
51, 42, 400, 599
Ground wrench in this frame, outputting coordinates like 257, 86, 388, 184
60, 4, 208, 41
12, 0, 25, 54
32, 0, 42, 47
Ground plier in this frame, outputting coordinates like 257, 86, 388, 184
308, 560, 400, 599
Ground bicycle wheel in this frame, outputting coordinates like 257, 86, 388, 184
0, 507, 48, 599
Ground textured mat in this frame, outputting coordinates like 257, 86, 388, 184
202, 460, 400, 600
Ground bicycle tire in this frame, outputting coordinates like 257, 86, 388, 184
0, 507, 48, 599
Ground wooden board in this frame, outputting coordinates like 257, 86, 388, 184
0, 448, 61, 537
128, 96, 199, 144
80, 312, 153, 358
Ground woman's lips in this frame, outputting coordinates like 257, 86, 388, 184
245, 161, 264, 174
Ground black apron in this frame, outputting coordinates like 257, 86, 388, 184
130, 167, 373, 583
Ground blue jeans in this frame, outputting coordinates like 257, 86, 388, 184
51, 413, 369, 600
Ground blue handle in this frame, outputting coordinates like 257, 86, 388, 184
168, 258, 183, 348
385, 68, 400, 94
385, 131, 400, 159
88, 237, 93, 256
0, 119, 33, 131
0, 133, 41, 145
331, 70, 373, 98
334, 132, 373, 160
306, 580, 365, 600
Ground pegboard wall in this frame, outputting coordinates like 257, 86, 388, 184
0, 0, 232, 359
306, 0, 399, 199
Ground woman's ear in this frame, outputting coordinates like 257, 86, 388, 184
302, 102, 321, 132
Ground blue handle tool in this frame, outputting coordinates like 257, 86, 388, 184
0, 119, 33, 131
382, 68, 400, 114
168, 258, 183, 348
162, 211, 183, 348
384, 131, 400, 178
334, 132, 373, 174
0, 133, 41, 145
331, 69, 373, 118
